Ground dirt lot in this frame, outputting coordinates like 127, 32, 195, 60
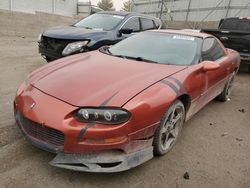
0, 36, 250, 188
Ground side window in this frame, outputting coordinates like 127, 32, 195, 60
220, 18, 238, 30
238, 20, 250, 31
202, 38, 225, 61
141, 18, 155, 31
122, 17, 140, 32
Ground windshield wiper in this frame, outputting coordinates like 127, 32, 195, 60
106, 48, 112, 54
99, 46, 112, 55
133, 57, 159, 64
102, 49, 158, 64
113, 54, 128, 59
84, 26, 92, 29
111, 54, 158, 63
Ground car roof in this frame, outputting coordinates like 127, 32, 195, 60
152, 29, 212, 39
97, 11, 160, 20
98, 11, 130, 16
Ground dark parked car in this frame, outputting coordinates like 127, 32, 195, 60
38, 11, 164, 62
202, 17, 250, 72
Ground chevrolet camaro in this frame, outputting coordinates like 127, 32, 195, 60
14, 30, 240, 173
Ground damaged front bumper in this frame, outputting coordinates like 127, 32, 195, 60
16, 109, 154, 172
15, 108, 154, 173
50, 146, 153, 173
14, 85, 157, 173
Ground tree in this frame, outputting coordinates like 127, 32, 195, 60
97, 0, 114, 11
122, 0, 133, 12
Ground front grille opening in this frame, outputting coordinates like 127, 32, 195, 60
41, 36, 77, 53
42, 36, 68, 52
96, 162, 122, 168
58, 163, 88, 168
17, 110, 65, 148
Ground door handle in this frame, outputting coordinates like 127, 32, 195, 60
220, 36, 229, 41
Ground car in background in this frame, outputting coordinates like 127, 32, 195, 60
38, 11, 164, 62
202, 17, 250, 72
16, 30, 240, 172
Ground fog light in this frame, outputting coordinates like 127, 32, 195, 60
84, 136, 127, 144
104, 136, 127, 143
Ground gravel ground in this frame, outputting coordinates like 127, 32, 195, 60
0, 36, 249, 188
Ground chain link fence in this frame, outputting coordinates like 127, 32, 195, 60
132, 0, 250, 22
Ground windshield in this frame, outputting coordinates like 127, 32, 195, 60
74, 13, 125, 31
108, 32, 202, 66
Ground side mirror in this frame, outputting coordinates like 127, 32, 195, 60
202, 61, 220, 71
119, 28, 133, 35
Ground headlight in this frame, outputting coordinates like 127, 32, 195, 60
62, 41, 89, 56
74, 108, 131, 125
38, 33, 42, 42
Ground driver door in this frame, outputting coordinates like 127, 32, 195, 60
199, 37, 230, 105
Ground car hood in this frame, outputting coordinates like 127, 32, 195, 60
28, 52, 187, 107
42, 26, 109, 40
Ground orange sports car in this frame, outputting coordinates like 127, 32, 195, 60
14, 30, 240, 173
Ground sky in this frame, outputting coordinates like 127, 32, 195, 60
80, 0, 126, 11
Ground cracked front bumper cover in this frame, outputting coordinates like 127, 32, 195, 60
50, 146, 154, 173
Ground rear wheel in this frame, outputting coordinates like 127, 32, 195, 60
217, 72, 236, 102
153, 100, 185, 156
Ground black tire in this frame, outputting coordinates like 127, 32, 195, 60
153, 100, 185, 156
217, 72, 236, 102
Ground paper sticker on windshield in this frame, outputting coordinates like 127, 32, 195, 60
93, 28, 103, 31
173, 35, 195, 41
113, 15, 125, 19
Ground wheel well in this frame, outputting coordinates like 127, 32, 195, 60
177, 94, 191, 112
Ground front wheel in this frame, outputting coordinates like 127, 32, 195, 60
153, 100, 185, 156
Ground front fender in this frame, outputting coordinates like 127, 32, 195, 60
123, 81, 179, 140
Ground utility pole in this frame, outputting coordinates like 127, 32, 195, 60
88, 0, 91, 15
52, 0, 56, 14
159, 0, 164, 19
129, 0, 134, 12
9, 0, 13, 11
185, 0, 192, 22
225, 0, 232, 18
